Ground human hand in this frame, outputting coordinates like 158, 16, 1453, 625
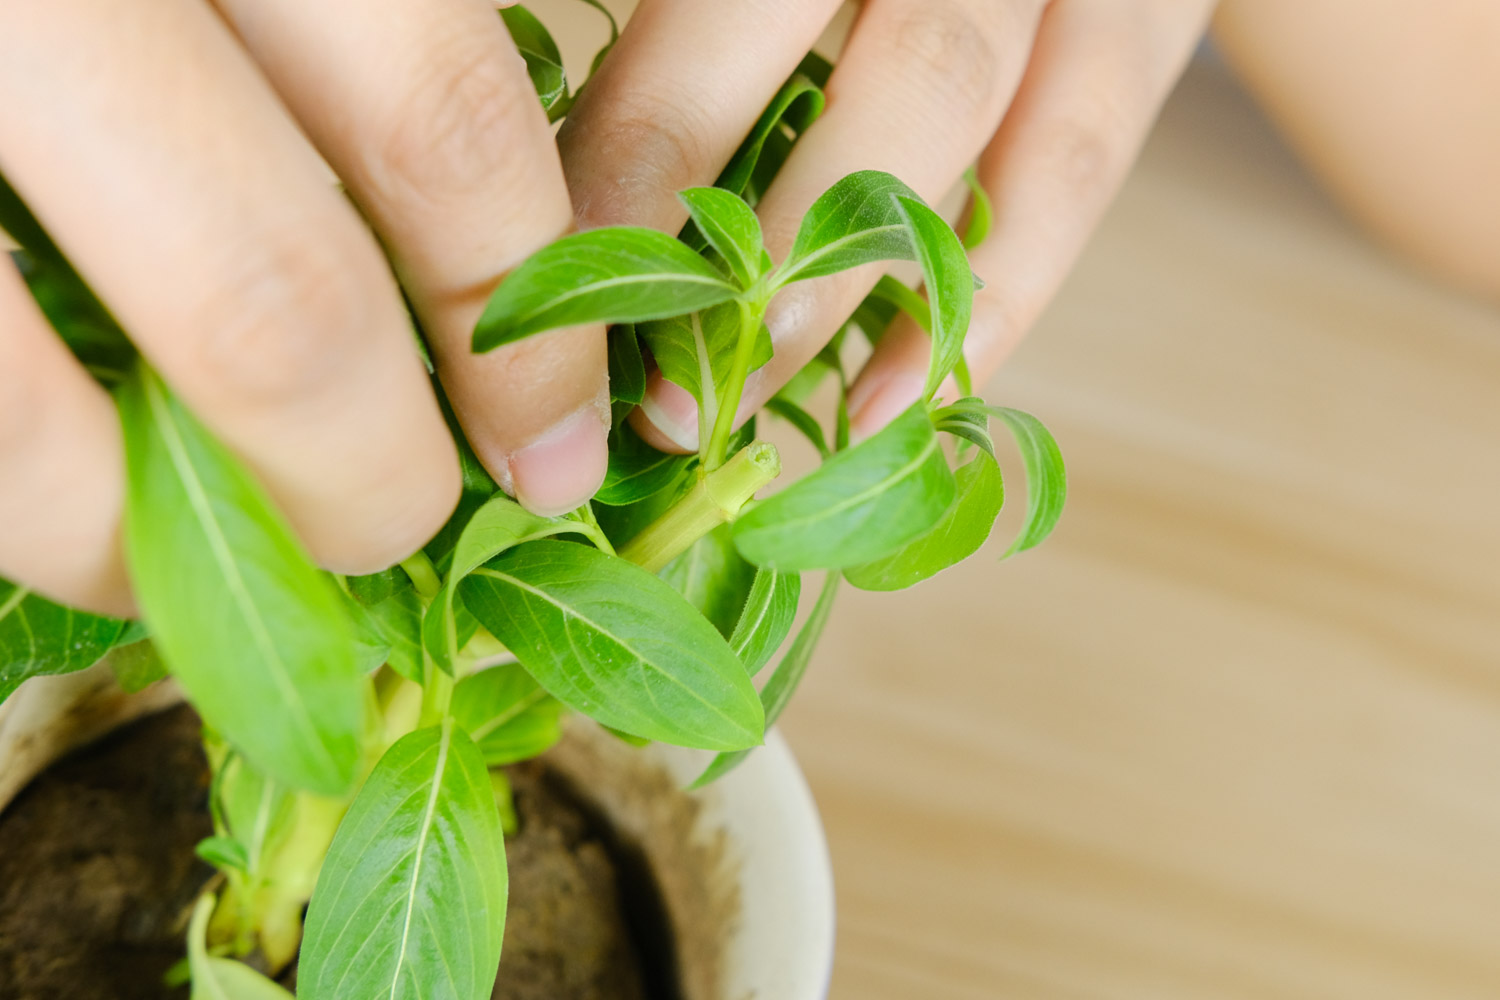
0, 0, 611, 616
558, 0, 1214, 449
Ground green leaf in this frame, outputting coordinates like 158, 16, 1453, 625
728, 569, 800, 676
678, 187, 765, 289
422, 387, 502, 575
451, 664, 564, 766
108, 638, 170, 693
424, 494, 577, 673
608, 324, 647, 405
845, 452, 1004, 591
500, 6, 568, 119
659, 523, 757, 638
774, 170, 921, 286
717, 69, 826, 204
299, 721, 507, 1000
352, 570, 422, 678
473, 228, 739, 352
939, 400, 1067, 555
13, 249, 137, 377
0, 579, 128, 704
733, 403, 956, 570
892, 195, 973, 400
638, 301, 771, 446
596, 420, 695, 506
961, 166, 993, 250
695, 571, 838, 787
195, 836, 250, 873
460, 540, 763, 750
189, 895, 295, 1000
4, 169, 136, 378
764, 396, 830, 458
933, 408, 996, 460
117, 364, 363, 796
989, 406, 1067, 556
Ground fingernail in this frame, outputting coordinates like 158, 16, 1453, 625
507, 405, 609, 516
637, 372, 700, 452
848, 370, 926, 444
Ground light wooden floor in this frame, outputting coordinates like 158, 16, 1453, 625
778, 59, 1500, 1000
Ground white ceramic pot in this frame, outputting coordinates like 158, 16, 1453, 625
0, 669, 836, 1000
547, 720, 837, 1000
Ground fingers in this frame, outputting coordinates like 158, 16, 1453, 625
0, 263, 131, 616
0, 0, 459, 574
215, 0, 609, 515
847, 0, 1214, 438
557, 0, 842, 232
635, 0, 1047, 451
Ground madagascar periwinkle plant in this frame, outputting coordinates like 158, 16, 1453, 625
0, 5, 1064, 998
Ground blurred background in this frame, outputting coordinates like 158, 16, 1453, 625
547, 3, 1500, 996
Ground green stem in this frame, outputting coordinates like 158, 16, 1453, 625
399, 550, 441, 601
572, 501, 616, 555
619, 440, 780, 572
419, 660, 454, 727
703, 298, 761, 472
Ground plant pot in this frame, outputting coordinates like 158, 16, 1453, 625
0, 666, 835, 1000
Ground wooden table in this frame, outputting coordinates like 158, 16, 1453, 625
779, 58, 1500, 1000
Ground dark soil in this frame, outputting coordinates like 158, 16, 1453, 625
0, 707, 662, 1000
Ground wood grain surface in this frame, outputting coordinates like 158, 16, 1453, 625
777, 58, 1500, 1000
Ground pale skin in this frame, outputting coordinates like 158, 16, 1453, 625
0, 0, 1495, 617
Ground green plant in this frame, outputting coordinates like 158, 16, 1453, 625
0, 7, 1064, 998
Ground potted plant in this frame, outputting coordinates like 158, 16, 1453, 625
0, 6, 1065, 998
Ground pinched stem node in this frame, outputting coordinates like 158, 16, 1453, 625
619, 441, 780, 572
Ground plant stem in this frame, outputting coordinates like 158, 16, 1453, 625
419, 658, 454, 727
619, 440, 780, 572
703, 298, 761, 472
399, 550, 441, 601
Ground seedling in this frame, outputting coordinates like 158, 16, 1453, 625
0, 7, 1064, 998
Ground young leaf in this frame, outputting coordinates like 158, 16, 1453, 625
500, 6, 568, 120
473, 228, 739, 352
773, 170, 920, 286
195, 836, 251, 873
638, 301, 771, 446
188, 894, 295, 1000
989, 406, 1067, 556
659, 522, 757, 638
940, 400, 1068, 556
299, 720, 507, 1000
694, 571, 839, 786
0, 579, 128, 704
344, 575, 423, 680
451, 664, 564, 766
845, 453, 1004, 591
459, 540, 764, 751
764, 396, 830, 458
961, 166, 993, 250
608, 324, 647, 406
728, 568, 801, 676
733, 403, 956, 570
933, 408, 997, 459
677, 186, 765, 289
118, 364, 363, 796
717, 69, 826, 203
595, 420, 695, 506
891, 195, 973, 400
424, 494, 577, 673
108, 638, 170, 693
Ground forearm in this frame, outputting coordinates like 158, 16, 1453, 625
1214, 0, 1500, 300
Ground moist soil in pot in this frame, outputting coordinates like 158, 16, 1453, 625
0, 705, 672, 1000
